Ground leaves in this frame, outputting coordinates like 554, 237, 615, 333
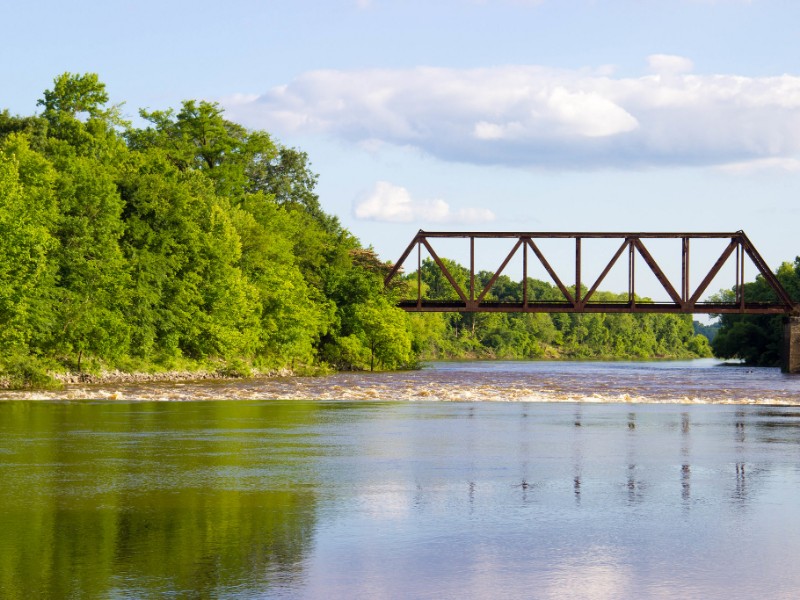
0, 72, 418, 378
712, 259, 800, 366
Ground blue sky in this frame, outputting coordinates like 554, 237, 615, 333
3, 0, 799, 298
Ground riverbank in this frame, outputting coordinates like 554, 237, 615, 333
51, 367, 294, 386
0, 365, 299, 391
0, 355, 711, 392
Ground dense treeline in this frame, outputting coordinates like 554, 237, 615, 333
712, 258, 800, 366
0, 73, 415, 385
408, 258, 712, 360
0, 73, 711, 387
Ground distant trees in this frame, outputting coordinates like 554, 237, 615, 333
406, 259, 713, 361
711, 258, 800, 366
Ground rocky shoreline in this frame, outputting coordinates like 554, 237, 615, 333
51, 368, 295, 385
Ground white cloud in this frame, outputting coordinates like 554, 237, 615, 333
547, 86, 639, 137
223, 60, 800, 170
353, 181, 495, 223
647, 54, 694, 75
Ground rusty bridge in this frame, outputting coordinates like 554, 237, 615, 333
384, 231, 800, 372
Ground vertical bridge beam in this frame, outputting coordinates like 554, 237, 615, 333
784, 317, 800, 374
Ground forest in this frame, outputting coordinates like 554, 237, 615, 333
0, 73, 739, 387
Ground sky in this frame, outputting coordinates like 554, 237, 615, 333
3, 0, 800, 300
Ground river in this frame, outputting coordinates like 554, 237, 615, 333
1, 360, 800, 598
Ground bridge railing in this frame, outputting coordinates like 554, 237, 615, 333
384, 231, 798, 315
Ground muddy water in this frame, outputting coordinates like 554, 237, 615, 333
1, 361, 800, 598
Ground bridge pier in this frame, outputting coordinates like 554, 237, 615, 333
783, 317, 800, 374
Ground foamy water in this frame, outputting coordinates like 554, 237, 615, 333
4, 359, 800, 405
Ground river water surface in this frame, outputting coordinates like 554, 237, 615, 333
2, 360, 800, 598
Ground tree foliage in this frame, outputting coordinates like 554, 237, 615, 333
0, 73, 715, 385
711, 259, 800, 366
0, 73, 414, 383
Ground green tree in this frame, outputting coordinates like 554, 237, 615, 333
0, 135, 58, 355
711, 259, 800, 366
354, 298, 414, 371
49, 151, 131, 368
231, 196, 332, 366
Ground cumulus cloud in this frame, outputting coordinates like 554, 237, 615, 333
353, 181, 495, 223
223, 56, 800, 169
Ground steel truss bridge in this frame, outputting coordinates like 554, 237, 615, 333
384, 231, 799, 316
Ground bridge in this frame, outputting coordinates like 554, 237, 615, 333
384, 231, 800, 373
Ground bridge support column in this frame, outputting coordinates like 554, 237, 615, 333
783, 317, 800, 374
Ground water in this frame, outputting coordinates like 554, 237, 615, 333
7, 358, 800, 404
2, 360, 800, 598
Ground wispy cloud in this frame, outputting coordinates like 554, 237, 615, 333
223, 56, 800, 170
353, 181, 495, 223
718, 157, 800, 174
647, 54, 694, 75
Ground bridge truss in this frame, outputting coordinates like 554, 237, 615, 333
384, 231, 798, 315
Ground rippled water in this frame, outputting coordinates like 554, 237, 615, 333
1, 361, 800, 599
6, 358, 800, 404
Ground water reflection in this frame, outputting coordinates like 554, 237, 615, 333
573, 406, 583, 505
0, 401, 323, 598
681, 412, 691, 505
2, 400, 800, 598
734, 462, 748, 502
625, 412, 644, 505
735, 409, 747, 444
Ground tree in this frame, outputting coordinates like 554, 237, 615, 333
48, 151, 131, 368
0, 135, 58, 355
37, 73, 128, 156
128, 100, 278, 201
712, 259, 800, 366
354, 298, 414, 371
230, 196, 333, 366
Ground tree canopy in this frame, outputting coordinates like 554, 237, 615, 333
711, 258, 800, 366
0, 73, 713, 387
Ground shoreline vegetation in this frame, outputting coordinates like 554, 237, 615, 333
1, 73, 797, 391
